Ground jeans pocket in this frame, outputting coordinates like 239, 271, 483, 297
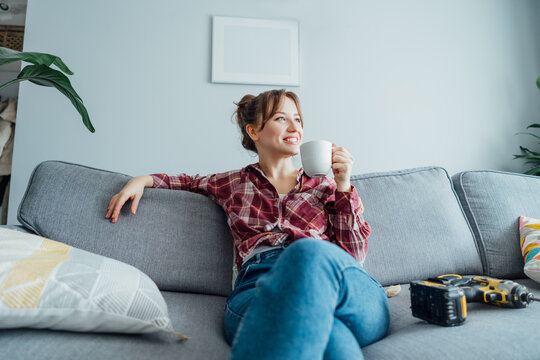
233, 264, 252, 289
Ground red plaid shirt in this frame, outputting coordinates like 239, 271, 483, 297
151, 163, 370, 271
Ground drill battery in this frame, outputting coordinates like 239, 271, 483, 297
410, 280, 467, 326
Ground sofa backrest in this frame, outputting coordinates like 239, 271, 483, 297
17, 161, 233, 297
18, 161, 489, 292
353, 166, 483, 286
452, 170, 540, 279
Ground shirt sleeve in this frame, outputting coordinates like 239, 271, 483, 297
325, 184, 371, 264
150, 172, 234, 203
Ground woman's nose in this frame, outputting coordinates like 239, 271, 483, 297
287, 119, 300, 131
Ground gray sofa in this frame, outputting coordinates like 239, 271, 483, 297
1, 160, 539, 360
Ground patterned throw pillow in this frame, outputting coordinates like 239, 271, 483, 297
519, 216, 540, 283
0, 228, 187, 339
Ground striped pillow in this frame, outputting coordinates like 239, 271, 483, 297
519, 216, 540, 283
0, 228, 187, 338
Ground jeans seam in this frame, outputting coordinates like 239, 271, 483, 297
337, 265, 384, 303
339, 264, 376, 278
225, 302, 245, 320
334, 265, 387, 348
333, 313, 363, 351
236, 264, 252, 287
337, 264, 364, 281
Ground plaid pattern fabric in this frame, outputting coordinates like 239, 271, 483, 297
151, 163, 370, 271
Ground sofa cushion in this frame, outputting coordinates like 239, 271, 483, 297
17, 161, 233, 297
352, 166, 482, 286
0, 291, 231, 360
518, 216, 540, 283
0, 228, 181, 337
452, 170, 540, 279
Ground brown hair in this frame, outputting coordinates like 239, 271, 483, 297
234, 89, 303, 153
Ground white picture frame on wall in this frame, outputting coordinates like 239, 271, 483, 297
212, 16, 299, 86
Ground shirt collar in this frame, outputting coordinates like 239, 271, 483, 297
246, 162, 306, 190
247, 162, 304, 177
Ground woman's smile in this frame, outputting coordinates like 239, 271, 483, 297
283, 136, 300, 145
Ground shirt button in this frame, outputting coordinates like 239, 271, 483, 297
264, 224, 274, 231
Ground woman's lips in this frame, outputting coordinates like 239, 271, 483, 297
283, 136, 299, 145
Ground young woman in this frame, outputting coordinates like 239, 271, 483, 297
105, 89, 390, 359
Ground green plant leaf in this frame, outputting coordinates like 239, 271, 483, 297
515, 131, 540, 140
527, 123, 540, 129
519, 146, 534, 153
537, 74, 540, 90
523, 154, 540, 160
0, 64, 94, 132
525, 167, 540, 175
0, 46, 73, 75
516, 147, 540, 166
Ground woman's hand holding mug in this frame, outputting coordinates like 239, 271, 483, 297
331, 144, 353, 192
300, 140, 353, 192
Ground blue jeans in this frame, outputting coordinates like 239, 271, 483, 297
224, 238, 391, 360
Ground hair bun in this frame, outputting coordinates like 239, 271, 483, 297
237, 94, 255, 110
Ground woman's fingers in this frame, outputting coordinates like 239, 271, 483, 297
106, 191, 143, 223
332, 145, 353, 176
111, 207, 121, 223
333, 153, 352, 164
332, 144, 354, 192
111, 200, 122, 223
332, 145, 354, 163
333, 152, 354, 167
107, 193, 128, 223
105, 196, 117, 219
106, 196, 117, 219
332, 163, 349, 173
131, 194, 140, 215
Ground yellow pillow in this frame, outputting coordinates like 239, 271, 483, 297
519, 216, 540, 283
0, 228, 187, 339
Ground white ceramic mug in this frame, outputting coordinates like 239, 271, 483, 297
300, 140, 332, 178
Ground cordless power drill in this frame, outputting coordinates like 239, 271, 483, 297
410, 274, 540, 326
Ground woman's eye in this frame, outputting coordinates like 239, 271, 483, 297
276, 117, 285, 121
295, 118, 301, 123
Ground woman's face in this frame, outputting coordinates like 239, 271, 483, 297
251, 96, 303, 157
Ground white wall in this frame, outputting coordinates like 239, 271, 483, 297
8, 0, 540, 223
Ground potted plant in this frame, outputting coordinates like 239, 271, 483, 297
0, 46, 94, 132
513, 75, 540, 175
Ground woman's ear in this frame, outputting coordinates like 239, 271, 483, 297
246, 124, 259, 142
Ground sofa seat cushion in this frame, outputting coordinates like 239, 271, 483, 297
452, 170, 540, 278
352, 166, 482, 286
17, 161, 234, 297
0, 291, 230, 360
363, 278, 540, 359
